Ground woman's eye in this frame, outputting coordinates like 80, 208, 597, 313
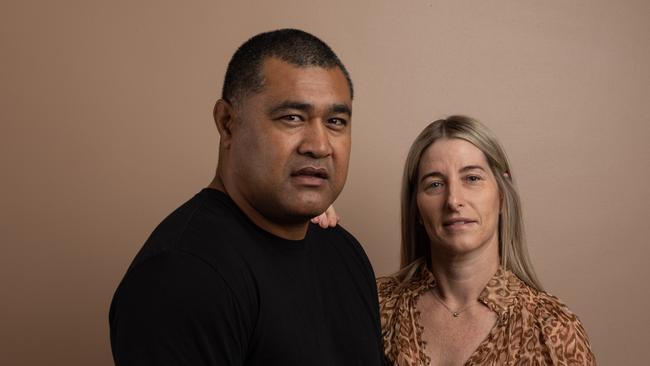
466, 175, 482, 183
428, 181, 444, 189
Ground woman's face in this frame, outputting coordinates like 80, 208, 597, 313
416, 138, 501, 256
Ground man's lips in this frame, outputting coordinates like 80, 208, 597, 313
291, 167, 329, 179
290, 167, 329, 186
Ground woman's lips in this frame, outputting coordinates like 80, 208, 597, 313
443, 218, 477, 231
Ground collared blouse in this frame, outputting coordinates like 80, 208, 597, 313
377, 261, 596, 365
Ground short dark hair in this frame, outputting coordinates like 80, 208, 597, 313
222, 29, 353, 104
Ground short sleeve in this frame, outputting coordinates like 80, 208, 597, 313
109, 251, 253, 366
539, 300, 596, 366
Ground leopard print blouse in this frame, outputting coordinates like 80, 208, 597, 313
377, 262, 595, 365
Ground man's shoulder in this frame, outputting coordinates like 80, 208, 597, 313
111, 188, 261, 330
130, 189, 250, 269
309, 223, 370, 262
308, 224, 377, 285
309, 223, 362, 250
117, 189, 264, 310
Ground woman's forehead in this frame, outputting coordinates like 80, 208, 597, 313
419, 138, 489, 171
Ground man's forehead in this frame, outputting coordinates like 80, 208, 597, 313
258, 58, 351, 99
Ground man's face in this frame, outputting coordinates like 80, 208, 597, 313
224, 58, 352, 225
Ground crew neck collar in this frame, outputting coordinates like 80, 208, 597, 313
199, 187, 310, 247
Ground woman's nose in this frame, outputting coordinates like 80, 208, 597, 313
445, 182, 464, 211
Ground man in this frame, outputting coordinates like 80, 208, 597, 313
109, 29, 384, 365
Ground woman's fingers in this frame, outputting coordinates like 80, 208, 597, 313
311, 205, 340, 228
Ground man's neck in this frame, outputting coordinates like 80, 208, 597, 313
207, 177, 309, 240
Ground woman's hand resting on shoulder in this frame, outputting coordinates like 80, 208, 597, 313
311, 205, 339, 228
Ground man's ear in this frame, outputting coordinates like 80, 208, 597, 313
213, 99, 235, 148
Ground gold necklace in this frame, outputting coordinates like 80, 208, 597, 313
430, 286, 475, 318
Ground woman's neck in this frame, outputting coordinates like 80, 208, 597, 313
428, 242, 500, 307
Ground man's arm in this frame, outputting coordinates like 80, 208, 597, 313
109, 251, 250, 366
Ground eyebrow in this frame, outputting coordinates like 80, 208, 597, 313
267, 101, 352, 117
419, 165, 487, 183
460, 165, 487, 173
330, 103, 352, 116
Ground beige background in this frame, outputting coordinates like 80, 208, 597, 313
2, 0, 649, 365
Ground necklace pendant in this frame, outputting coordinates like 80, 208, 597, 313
453, 312, 459, 317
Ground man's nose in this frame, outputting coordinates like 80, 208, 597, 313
298, 120, 332, 158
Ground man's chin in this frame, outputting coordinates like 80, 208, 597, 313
292, 206, 330, 221
283, 202, 331, 222
292, 191, 334, 209
265, 189, 338, 221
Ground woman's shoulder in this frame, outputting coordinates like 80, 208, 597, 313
518, 284, 596, 364
376, 275, 399, 298
376, 259, 433, 302
520, 285, 583, 326
376, 274, 404, 312
376, 260, 433, 365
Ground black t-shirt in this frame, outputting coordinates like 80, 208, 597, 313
109, 188, 384, 365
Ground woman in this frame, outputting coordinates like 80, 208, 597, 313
377, 116, 595, 365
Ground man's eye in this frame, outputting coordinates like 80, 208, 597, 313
328, 118, 347, 127
282, 115, 302, 122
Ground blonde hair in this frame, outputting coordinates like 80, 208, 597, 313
398, 115, 542, 290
